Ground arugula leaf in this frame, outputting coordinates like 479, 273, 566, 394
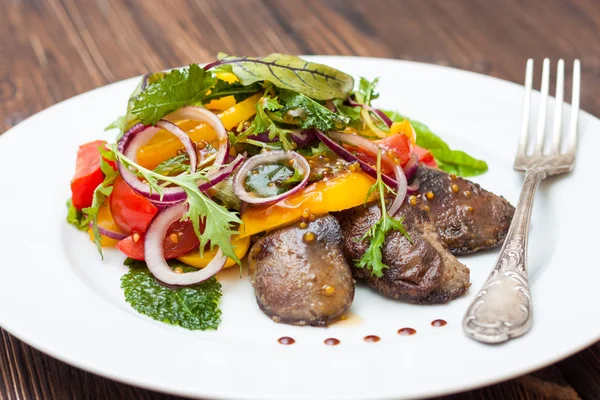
153, 154, 190, 176
356, 150, 411, 277
203, 80, 262, 104
66, 199, 88, 230
333, 99, 362, 129
278, 89, 349, 131
81, 148, 119, 258
383, 110, 488, 177
244, 96, 294, 150
213, 53, 354, 100
354, 77, 379, 106
132, 64, 217, 125
121, 259, 222, 330
105, 115, 126, 133
113, 148, 242, 264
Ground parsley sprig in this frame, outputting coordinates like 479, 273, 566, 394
112, 147, 242, 264
356, 149, 411, 277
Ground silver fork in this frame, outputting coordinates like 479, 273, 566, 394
463, 58, 581, 344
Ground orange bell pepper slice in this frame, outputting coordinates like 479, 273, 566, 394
136, 93, 261, 169
240, 171, 375, 237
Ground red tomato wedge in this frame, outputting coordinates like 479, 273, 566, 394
116, 220, 200, 261
413, 145, 438, 168
70, 140, 106, 209
110, 176, 158, 235
345, 133, 413, 173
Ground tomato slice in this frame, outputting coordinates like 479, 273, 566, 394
110, 176, 158, 235
344, 133, 413, 173
413, 145, 438, 168
116, 220, 200, 261
70, 140, 106, 209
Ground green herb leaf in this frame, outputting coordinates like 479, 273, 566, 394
113, 148, 242, 264
203, 80, 262, 104
214, 53, 354, 100
354, 77, 379, 106
278, 89, 349, 131
356, 150, 411, 277
333, 99, 362, 129
383, 110, 488, 177
153, 154, 190, 176
121, 260, 222, 330
132, 64, 217, 125
80, 147, 119, 258
243, 96, 294, 150
66, 199, 88, 230
105, 115, 126, 132
297, 141, 333, 157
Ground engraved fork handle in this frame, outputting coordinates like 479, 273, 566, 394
463, 168, 546, 344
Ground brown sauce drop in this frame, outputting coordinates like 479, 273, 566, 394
278, 336, 295, 345
397, 327, 417, 336
431, 319, 447, 327
324, 338, 340, 346
364, 335, 380, 343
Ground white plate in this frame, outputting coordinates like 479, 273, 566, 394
1, 56, 599, 400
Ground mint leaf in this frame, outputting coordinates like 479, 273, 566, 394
133, 64, 217, 125
121, 260, 222, 330
383, 110, 488, 177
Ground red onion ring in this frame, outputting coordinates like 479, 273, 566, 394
318, 131, 408, 216
90, 224, 128, 240
145, 202, 227, 286
117, 123, 192, 205
165, 106, 229, 170
198, 154, 245, 191
232, 150, 310, 204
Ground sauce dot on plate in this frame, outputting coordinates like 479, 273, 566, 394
431, 319, 447, 327
278, 337, 295, 345
324, 338, 340, 346
397, 328, 416, 336
364, 335, 380, 343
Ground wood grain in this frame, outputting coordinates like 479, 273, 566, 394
1, 0, 599, 399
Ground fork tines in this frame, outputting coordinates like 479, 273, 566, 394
516, 58, 581, 164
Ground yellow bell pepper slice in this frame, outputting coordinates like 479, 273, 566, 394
87, 204, 123, 247
176, 235, 251, 269
136, 93, 261, 169
240, 171, 375, 238
205, 96, 237, 111
389, 119, 416, 144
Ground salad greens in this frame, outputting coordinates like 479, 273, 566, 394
213, 53, 355, 100
121, 258, 222, 330
82, 148, 119, 258
356, 150, 411, 277
384, 110, 488, 176
133, 64, 217, 125
66, 199, 88, 230
113, 148, 242, 264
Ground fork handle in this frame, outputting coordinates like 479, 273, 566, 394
463, 168, 545, 344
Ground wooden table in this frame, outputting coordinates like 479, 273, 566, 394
1, 0, 599, 398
